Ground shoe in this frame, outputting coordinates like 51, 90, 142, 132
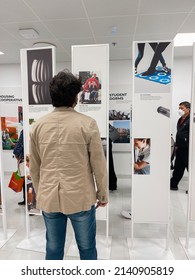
121, 210, 131, 219
170, 186, 178, 191
141, 70, 155, 76
186, 190, 188, 194
162, 66, 171, 73
18, 201, 25, 206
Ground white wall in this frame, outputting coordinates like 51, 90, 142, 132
0, 57, 193, 176
172, 57, 192, 138
0, 64, 22, 86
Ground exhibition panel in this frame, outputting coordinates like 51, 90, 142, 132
0, 88, 19, 244
20, 46, 56, 235
186, 42, 195, 248
131, 41, 173, 247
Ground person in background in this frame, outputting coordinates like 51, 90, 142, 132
108, 124, 118, 191
109, 137, 118, 191
26, 154, 36, 212
13, 129, 25, 205
2, 128, 15, 149
29, 69, 108, 260
170, 101, 190, 191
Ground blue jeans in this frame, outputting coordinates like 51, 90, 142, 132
42, 205, 97, 260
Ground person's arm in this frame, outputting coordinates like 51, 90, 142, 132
88, 120, 108, 207
134, 161, 149, 170
29, 131, 41, 192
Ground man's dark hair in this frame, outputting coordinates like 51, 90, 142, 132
179, 101, 190, 109
49, 69, 82, 107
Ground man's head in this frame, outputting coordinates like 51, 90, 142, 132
179, 101, 190, 117
49, 70, 82, 107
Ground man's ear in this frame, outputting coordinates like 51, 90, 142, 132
73, 95, 78, 107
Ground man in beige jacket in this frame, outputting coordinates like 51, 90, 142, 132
29, 70, 108, 260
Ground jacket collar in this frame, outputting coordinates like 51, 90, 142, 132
53, 107, 75, 112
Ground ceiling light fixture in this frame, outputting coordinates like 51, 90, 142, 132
19, 28, 39, 39
33, 42, 56, 48
174, 33, 195, 47
0, 51, 4, 55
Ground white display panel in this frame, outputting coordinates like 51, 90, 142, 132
72, 44, 109, 138
20, 46, 56, 222
132, 41, 173, 224
188, 43, 195, 222
0, 86, 23, 239
72, 44, 109, 227
20, 47, 56, 149
0, 87, 22, 172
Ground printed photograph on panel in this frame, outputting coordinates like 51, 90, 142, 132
134, 138, 151, 175
27, 48, 53, 105
18, 106, 23, 124
79, 71, 101, 104
134, 41, 172, 93
110, 121, 130, 143
1, 117, 18, 150
109, 109, 130, 121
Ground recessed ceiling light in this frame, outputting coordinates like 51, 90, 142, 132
111, 26, 117, 35
0, 51, 4, 55
174, 33, 195, 47
19, 28, 39, 39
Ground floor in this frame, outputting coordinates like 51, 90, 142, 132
0, 173, 194, 260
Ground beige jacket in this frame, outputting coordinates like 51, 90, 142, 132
29, 107, 108, 214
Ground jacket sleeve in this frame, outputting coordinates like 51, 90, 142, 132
88, 119, 108, 203
29, 130, 41, 192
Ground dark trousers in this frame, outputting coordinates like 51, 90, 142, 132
109, 138, 117, 190
147, 42, 170, 72
22, 179, 26, 202
135, 43, 166, 68
170, 147, 189, 188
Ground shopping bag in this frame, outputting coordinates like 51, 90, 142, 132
8, 171, 24, 192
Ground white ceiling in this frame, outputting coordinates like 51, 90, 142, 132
0, 0, 195, 64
